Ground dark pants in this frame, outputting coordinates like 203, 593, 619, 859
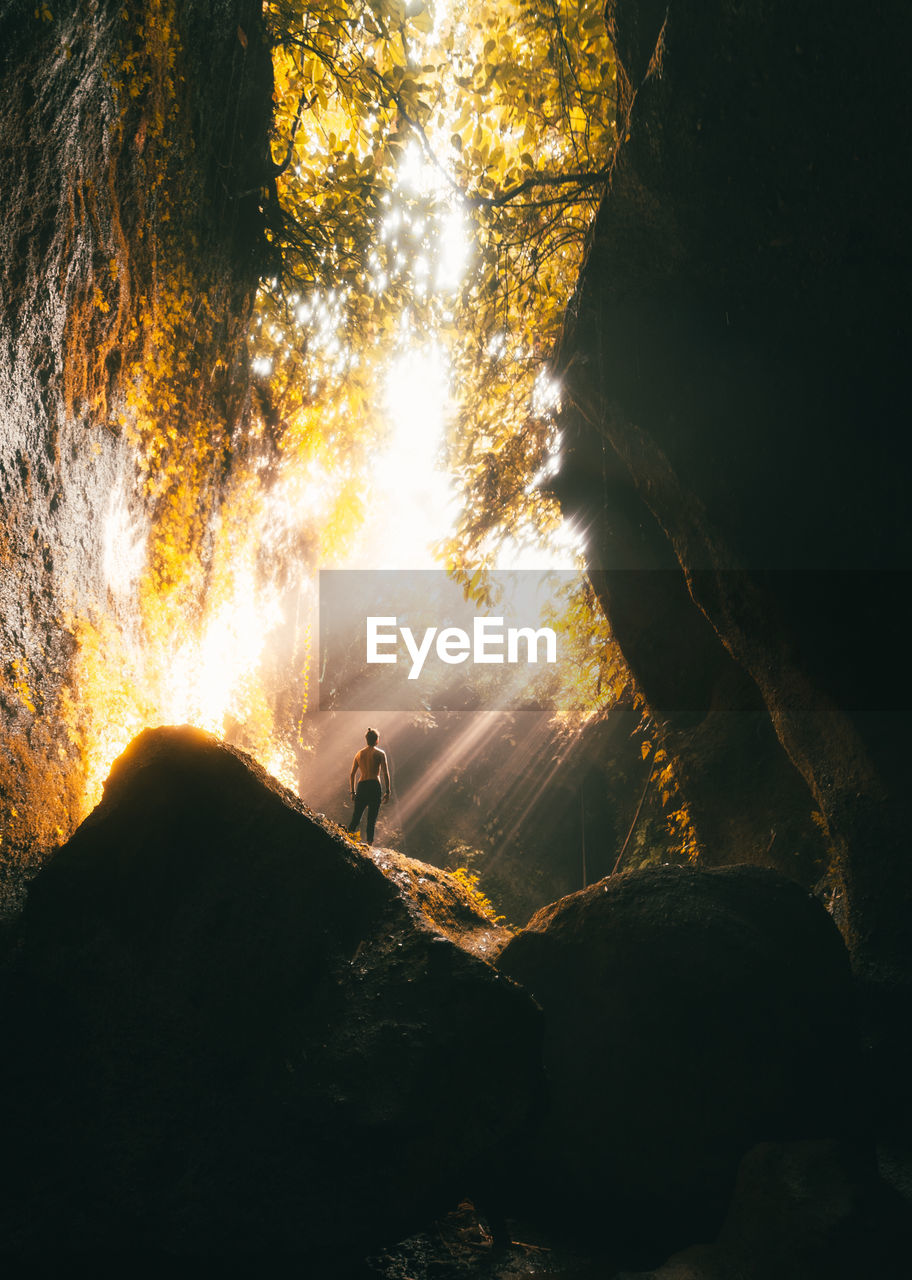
349, 779, 382, 845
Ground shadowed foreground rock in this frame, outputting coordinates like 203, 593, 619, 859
496, 865, 860, 1267
620, 1141, 909, 1280
0, 726, 542, 1266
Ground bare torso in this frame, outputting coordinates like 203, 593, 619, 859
354, 745, 386, 782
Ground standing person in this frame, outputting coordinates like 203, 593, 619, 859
348, 727, 390, 846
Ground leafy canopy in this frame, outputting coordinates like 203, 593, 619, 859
255, 0, 617, 566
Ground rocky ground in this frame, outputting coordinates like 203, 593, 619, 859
1, 727, 908, 1275
365, 1203, 603, 1279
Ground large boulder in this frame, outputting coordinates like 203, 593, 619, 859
495, 865, 859, 1266
620, 1141, 909, 1280
0, 726, 542, 1266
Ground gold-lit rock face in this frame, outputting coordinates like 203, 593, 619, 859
0, 1, 275, 907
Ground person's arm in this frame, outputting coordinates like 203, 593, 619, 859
349, 755, 360, 799
380, 752, 391, 803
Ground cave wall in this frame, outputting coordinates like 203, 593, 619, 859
0, 0, 272, 909
555, 0, 912, 979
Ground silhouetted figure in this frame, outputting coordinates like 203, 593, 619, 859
348, 727, 390, 846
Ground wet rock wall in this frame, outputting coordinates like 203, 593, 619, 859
554, 0, 912, 982
0, 0, 272, 908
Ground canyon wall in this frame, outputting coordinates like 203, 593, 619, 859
0, 0, 272, 908
555, 0, 912, 980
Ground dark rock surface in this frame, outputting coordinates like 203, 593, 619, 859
0, 726, 542, 1266
554, 0, 912, 987
620, 1140, 909, 1280
496, 865, 860, 1267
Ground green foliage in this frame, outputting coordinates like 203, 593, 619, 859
448, 864, 506, 926
256, 0, 617, 558
544, 575, 631, 723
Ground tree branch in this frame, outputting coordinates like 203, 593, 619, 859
270, 83, 315, 178
469, 167, 610, 208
